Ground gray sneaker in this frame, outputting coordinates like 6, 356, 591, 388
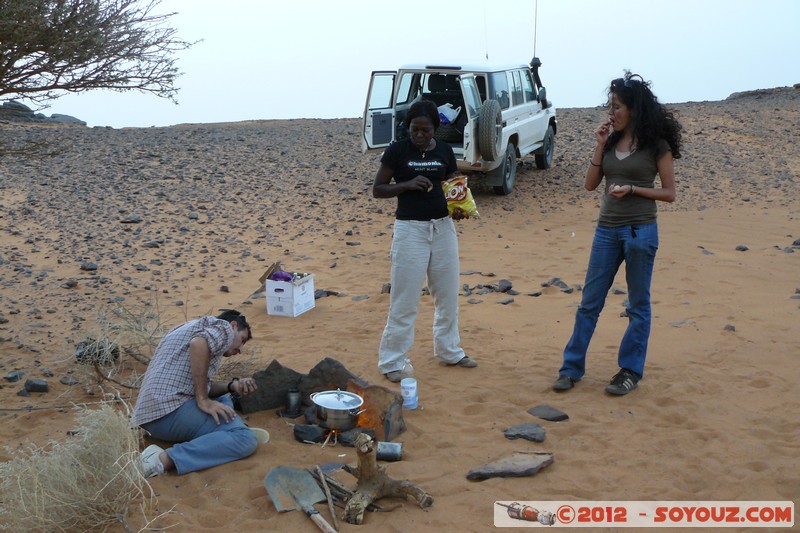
449, 356, 478, 368
552, 375, 576, 391
384, 371, 402, 383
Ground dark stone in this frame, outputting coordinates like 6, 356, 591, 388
61, 278, 79, 289
724, 324, 736, 332
735, 244, 749, 251
497, 298, 515, 305
338, 427, 376, 447
60, 375, 79, 386
528, 291, 543, 297
238, 359, 305, 413
381, 283, 391, 294
503, 422, 546, 442
17, 388, 31, 397
302, 358, 370, 398
220, 285, 229, 293
527, 404, 569, 422
4, 370, 25, 382
542, 277, 570, 290
80, 261, 97, 271
497, 279, 513, 292
467, 298, 483, 304
293, 424, 328, 443
120, 215, 143, 224
24, 379, 49, 393
466, 451, 554, 481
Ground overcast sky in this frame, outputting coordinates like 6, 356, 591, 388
40, 0, 800, 128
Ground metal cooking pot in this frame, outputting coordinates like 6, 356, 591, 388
310, 389, 365, 431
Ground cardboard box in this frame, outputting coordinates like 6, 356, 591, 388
265, 273, 315, 317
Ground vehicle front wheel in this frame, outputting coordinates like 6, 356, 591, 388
491, 143, 517, 195
534, 125, 555, 169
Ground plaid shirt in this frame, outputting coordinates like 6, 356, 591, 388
132, 316, 234, 426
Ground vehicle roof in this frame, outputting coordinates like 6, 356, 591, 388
397, 63, 530, 73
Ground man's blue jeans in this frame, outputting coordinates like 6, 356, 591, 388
560, 223, 659, 380
141, 394, 258, 475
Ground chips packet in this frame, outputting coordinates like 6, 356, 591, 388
442, 175, 479, 219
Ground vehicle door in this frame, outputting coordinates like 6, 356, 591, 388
457, 73, 482, 164
361, 71, 396, 153
518, 69, 549, 153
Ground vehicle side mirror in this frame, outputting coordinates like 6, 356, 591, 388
538, 87, 548, 109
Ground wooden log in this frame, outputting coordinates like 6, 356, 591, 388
342, 433, 433, 525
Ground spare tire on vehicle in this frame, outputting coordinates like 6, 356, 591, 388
477, 99, 502, 162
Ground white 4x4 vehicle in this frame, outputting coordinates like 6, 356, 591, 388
361, 57, 556, 195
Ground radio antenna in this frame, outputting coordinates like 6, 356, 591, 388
483, 4, 489, 60
533, 0, 538, 57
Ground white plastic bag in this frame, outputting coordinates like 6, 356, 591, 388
437, 103, 461, 125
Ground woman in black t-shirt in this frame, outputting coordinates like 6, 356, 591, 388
372, 99, 477, 383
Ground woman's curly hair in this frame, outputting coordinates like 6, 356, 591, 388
605, 72, 683, 159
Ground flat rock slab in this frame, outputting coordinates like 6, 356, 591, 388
527, 404, 569, 422
466, 451, 554, 481
503, 422, 546, 442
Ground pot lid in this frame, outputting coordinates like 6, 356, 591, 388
311, 389, 364, 409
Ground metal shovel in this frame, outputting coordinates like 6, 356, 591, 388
264, 465, 337, 533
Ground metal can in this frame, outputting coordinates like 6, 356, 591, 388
375, 441, 403, 461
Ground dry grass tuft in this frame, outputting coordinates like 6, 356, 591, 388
0, 404, 156, 532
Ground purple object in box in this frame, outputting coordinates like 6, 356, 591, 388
269, 270, 293, 282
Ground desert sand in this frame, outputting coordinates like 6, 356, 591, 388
1, 86, 798, 532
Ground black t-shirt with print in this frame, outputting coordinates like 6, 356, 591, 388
380, 138, 457, 221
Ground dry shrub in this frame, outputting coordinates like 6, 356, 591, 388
216, 348, 260, 382
0, 404, 154, 532
73, 303, 167, 392
97, 302, 166, 364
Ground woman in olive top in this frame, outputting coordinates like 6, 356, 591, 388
553, 73, 683, 396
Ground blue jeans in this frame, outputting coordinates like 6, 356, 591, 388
141, 394, 258, 475
560, 223, 659, 380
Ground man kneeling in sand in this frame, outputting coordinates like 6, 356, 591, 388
133, 309, 258, 477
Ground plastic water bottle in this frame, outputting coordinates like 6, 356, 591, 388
400, 358, 418, 410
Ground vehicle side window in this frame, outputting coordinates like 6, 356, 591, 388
368, 75, 395, 109
510, 71, 523, 107
395, 73, 419, 105
521, 70, 536, 103
460, 77, 481, 118
476, 75, 487, 101
490, 72, 510, 109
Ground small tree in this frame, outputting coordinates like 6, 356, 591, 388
0, 0, 195, 107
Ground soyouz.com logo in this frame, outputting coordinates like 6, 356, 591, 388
493, 501, 794, 527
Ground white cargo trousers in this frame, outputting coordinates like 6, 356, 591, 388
378, 217, 466, 373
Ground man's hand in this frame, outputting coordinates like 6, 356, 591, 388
198, 397, 236, 425
232, 377, 257, 396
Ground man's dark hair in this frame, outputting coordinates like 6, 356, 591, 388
216, 309, 252, 340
